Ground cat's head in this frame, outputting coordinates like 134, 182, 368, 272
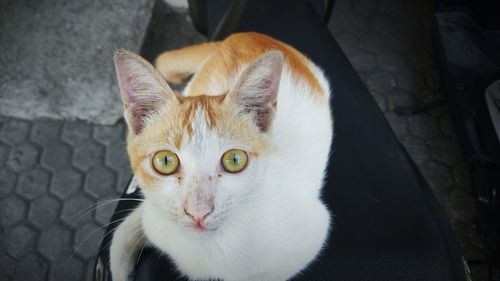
114, 49, 283, 233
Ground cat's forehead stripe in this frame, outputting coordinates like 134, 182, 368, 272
178, 95, 225, 137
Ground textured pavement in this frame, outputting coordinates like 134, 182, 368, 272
0, 117, 129, 281
0, 0, 154, 124
0, 0, 485, 280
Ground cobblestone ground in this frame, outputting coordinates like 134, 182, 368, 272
0, 1, 486, 281
328, 0, 486, 278
0, 117, 130, 281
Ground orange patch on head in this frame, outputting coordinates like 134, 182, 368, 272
177, 95, 226, 136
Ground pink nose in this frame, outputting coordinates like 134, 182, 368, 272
184, 203, 214, 223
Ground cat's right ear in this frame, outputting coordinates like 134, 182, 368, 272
114, 49, 177, 135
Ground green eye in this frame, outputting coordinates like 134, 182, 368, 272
152, 150, 179, 175
221, 149, 248, 173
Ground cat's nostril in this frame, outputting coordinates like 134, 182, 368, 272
184, 205, 214, 223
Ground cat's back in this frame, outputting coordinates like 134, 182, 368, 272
187, 32, 330, 99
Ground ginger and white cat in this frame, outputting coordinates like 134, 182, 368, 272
110, 32, 333, 281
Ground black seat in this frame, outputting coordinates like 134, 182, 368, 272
94, 1, 467, 280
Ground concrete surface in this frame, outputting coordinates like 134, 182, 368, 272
0, 0, 486, 280
0, 0, 154, 125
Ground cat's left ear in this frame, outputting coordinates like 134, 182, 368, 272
227, 50, 283, 132
114, 49, 177, 135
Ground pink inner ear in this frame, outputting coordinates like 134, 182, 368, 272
267, 64, 281, 103
117, 65, 137, 105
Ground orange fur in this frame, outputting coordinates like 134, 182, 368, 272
156, 32, 324, 96
155, 42, 220, 84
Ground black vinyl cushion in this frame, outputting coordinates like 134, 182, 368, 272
97, 0, 467, 280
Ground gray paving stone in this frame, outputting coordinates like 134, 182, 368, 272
443, 189, 477, 225
28, 195, 61, 229
401, 136, 431, 166
72, 140, 105, 172
95, 200, 119, 226
376, 51, 407, 73
84, 165, 117, 199
348, 51, 377, 73
396, 67, 426, 93
50, 167, 83, 200
30, 120, 62, 145
360, 31, 401, 53
429, 137, 462, 167
0, 142, 9, 164
13, 253, 48, 281
0, 168, 17, 199
74, 221, 105, 260
37, 224, 72, 261
6, 141, 40, 172
105, 140, 131, 173
0, 250, 16, 280
5, 224, 38, 259
60, 194, 94, 226
16, 167, 51, 200
62, 122, 94, 146
93, 121, 126, 145
40, 140, 72, 171
333, 33, 364, 58
0, 119, 30, 145
386, 89, 415, 111
408, 114, 440, 139
421, 161, 455, 197
0, 195, 27, 228
366, 71, 397, 93
50, 256, 85, 281
371, 91, 388, 112
384, 112, 409, 140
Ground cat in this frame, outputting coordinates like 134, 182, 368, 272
110, 32, 333, 281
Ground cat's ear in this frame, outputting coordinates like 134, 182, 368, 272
228, 50, 283, 132
114, 49, 177, 135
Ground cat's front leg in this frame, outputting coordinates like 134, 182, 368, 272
110, 205, 144, 281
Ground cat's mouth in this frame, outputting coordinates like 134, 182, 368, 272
191, 221, 217, 233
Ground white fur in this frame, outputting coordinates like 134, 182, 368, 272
111, 53, 333, 281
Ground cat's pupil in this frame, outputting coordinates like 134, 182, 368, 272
232, 154, 240, 164
164, 156, 172, 165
